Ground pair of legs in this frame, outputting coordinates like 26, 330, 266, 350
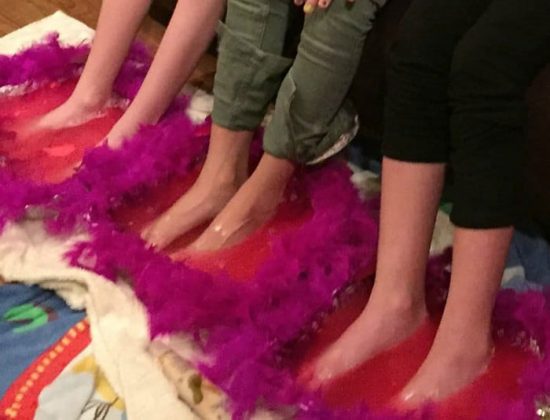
315, 0, 550, 405
39, 0, 223, 147
144, 0, 383, 250
37, 0, 343, 145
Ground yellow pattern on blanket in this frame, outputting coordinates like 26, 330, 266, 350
72, 355, 125, 411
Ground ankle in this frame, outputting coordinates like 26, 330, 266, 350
201, 154, 249, 189
196, 164, 247, 193
390, 295, 427, 317
122, 98, 166, 127
370, 285, 426, 316
215, 168, 247, 190
69, 86, 109, 111
201, 129, 252, 182
433, 329, 493, 363
437, 344, 493, 374
210, 126, 253, 154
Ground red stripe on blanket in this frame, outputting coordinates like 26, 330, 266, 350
0, 319, 91, 419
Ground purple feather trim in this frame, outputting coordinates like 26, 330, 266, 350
0, 36, 549, 419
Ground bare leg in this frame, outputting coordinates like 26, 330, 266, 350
38, 0, 152, 129
191, 153, 296, 251
142, 125, 252, 250
107, 0, 223, 147
312, 158, 445, 383
399, 226, 512, 405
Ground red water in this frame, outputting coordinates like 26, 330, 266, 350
0, 80, 122, 183
0, 80, 316, 280
113, 170, 314, 281
2, 82, 533, 417
296, 284, 535, 419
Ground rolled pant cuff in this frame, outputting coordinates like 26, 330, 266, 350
263, 82, 359, 164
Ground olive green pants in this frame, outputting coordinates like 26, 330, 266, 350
212, 0, 384, 163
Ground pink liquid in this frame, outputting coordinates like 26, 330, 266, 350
2, 82, 531, 417
0, 80, 122, 183
0, 80, 316, 280
113, 168, 314, 281
296, 284, 535, 418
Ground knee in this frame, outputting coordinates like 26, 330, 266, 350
449, 39, 488, 103
388, 29, 420, 71
387, 22, 442, 84
449, 38, 526, 124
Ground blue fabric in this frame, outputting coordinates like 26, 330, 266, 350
0, 283, 84, 397
502, 230, 550, 291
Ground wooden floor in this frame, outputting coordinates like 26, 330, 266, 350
0, 0, 165, 49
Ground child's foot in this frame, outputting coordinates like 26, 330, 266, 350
35, 92, 108, 131
312, 293, 428, 385
143, 126, 253, 249
105, 115, 143, 149
190, 153, 295, 251
142, 174, 245, 250
398, 334, 493, 406
190, 176, 282, 251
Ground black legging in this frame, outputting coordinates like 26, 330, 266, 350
382, 0, 550, 228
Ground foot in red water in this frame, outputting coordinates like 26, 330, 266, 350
142, 170, 246, 250
34, 91, 109, 132
143, 125, 253, 250
105, 104, 160, 149
105, 115, 141, 149
397, 332, 493, 407
311, 293, 428, 386
190, 175, 282, 251
190, 153, 295, 252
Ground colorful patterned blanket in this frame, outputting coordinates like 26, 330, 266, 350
0, 283, 125, 420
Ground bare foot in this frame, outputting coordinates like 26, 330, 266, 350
142, 174, 244, 250
398, 334, 493, 406
312, 293, 428, 385
190, 153, 295, 251
189, 177, 282, 251
105, 115, 143, 149
35, 92, 109, 131
143, 126, 253, 249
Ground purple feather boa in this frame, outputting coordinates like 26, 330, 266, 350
0, 33, 150, 96
1, 35, 549, 419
